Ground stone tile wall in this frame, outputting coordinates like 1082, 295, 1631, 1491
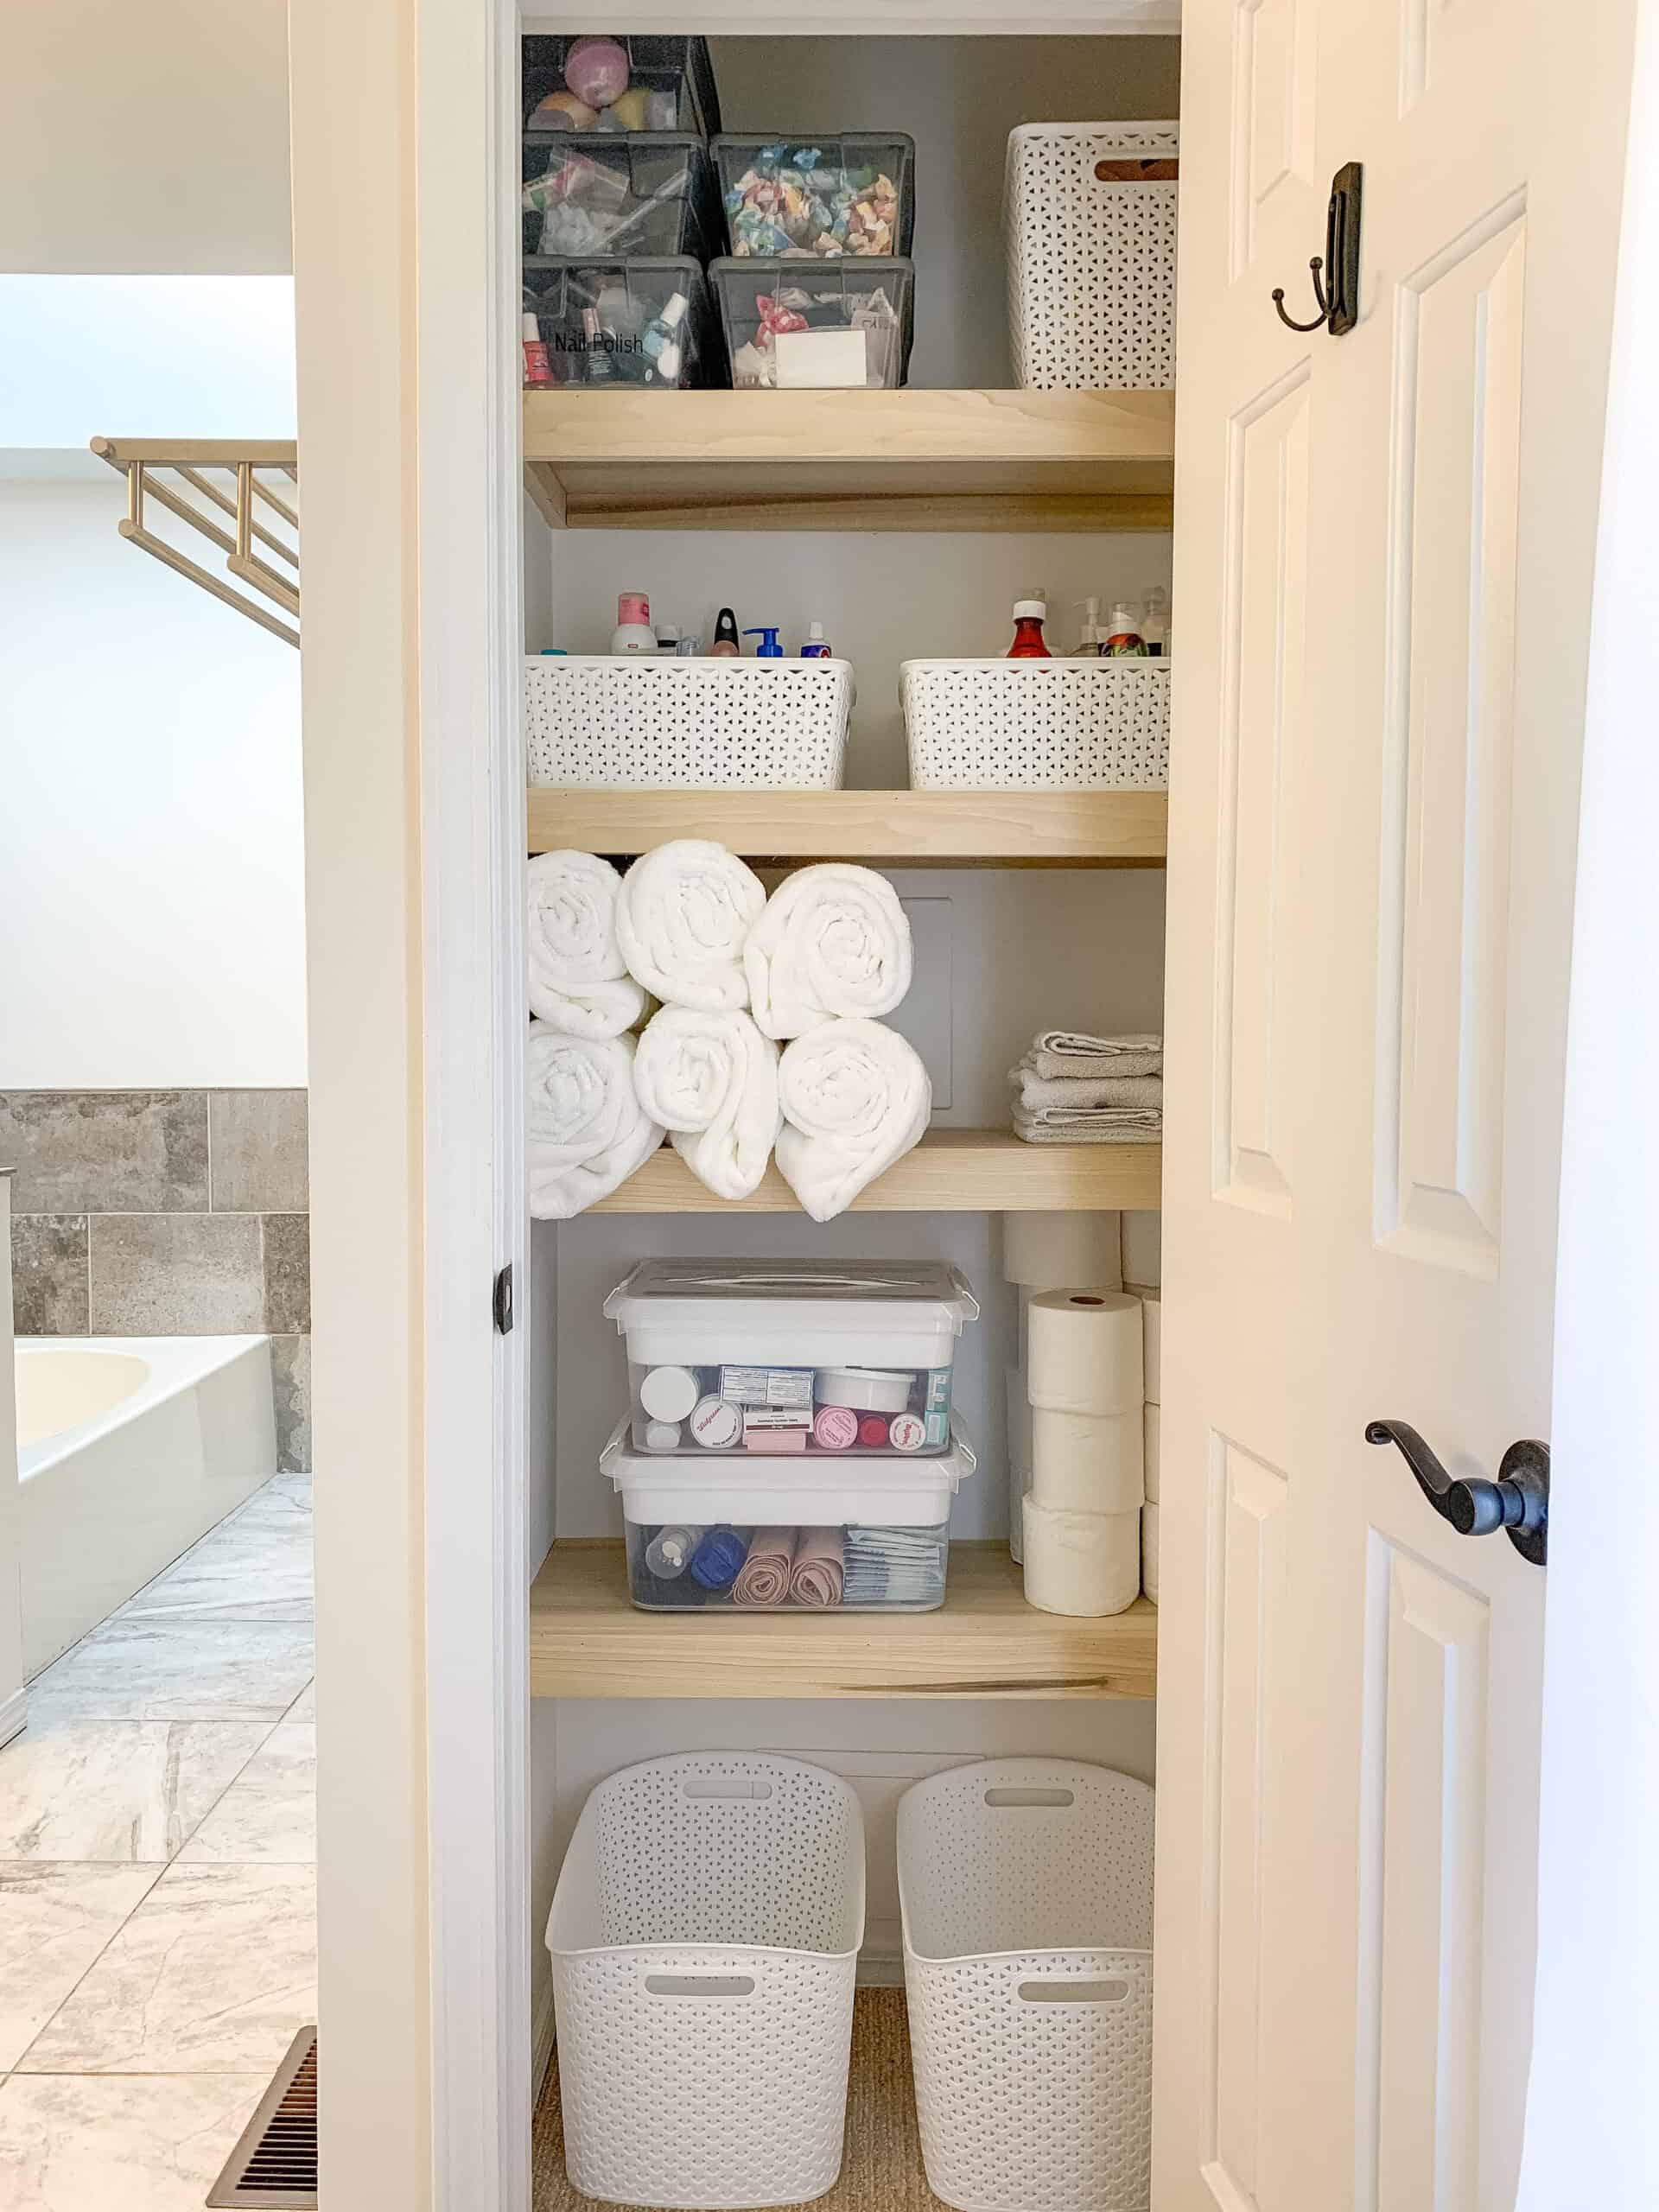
3, 1090, 310, 1472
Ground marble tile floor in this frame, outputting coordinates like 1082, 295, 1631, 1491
0, 1473, 317, 2209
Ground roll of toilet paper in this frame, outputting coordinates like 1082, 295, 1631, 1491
1020, 1283, 1117, 1373
1031, 1405, 1144, 1514
1009, 1461, 1033, 1564
1027, 1289, 1144, 1415
1143, 1403, 1161, 1503
1020, 1499, 1141, 1618
1001, 1211, 1123, 1291
1141, 1290, 1162, 1405
1141, 1502, 1159, 1603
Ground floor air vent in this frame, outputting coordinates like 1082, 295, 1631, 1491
207, 2025, 318, 2208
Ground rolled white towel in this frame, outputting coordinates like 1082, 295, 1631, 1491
775, 1017, 931, 1222
632, 1007, 782, 1201
527, 850, 648, 1037
526, 1023, 664, 1220
744, 863, 913, 1039
615, 839, 766, 1011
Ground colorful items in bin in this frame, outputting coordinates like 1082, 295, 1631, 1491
521, 258, 715, 391
715, 135, 913, 257
521, 32, 720, 137
521, 139, 716, 259
630, 1360, 952, 1457
714, 257, 913, 391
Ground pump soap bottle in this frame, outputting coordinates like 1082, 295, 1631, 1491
1071, 597, 1104, 657
709, 607, 741, 658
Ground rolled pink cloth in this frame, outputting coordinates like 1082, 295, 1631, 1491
790, 1527, 846, 1608
732, 1528, 796, 1608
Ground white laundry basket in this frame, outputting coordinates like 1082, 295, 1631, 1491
524, 657, 854, 787
898, 1758, 1154, 2212
1005, 124, 1179, 391
547, 1751, 866, 2209
901, 660, 1169, 789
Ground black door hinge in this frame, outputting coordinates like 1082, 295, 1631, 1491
493, 1263, 514, 1335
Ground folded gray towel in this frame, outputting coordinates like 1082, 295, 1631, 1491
1014, 1104, 1163, 1145
1025, 1029, 1163, 1081
1014, 1070, 1164, 1112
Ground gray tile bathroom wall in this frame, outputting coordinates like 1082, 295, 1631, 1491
3, 1090, 311, 1472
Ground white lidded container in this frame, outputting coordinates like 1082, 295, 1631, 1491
549, 1751, 866, 2209
604, 1411, 978, 1611
898, 1758, 1155, 2212
606, 1259, 979, 1457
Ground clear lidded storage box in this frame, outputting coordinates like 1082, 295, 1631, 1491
604, 1412, 977, 1612
714, 133, 916, 257
522, 257, 721, 391
604, 1259, 978, 1459
521, 33, 721, 138
522, 133, 719, 260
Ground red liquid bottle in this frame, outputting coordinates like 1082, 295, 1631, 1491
1007, 593, 1052, 659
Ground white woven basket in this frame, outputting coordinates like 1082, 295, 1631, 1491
901, 659, 1169, 789
548, 1751, 866, 2210
1005, 123, 1179, 391
524, 657, 853, 788
898, 1758, 1154, 2212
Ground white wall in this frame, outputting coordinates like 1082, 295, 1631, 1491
0, 471, 307, 1086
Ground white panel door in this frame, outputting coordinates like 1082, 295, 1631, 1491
1155, 1, 1637, 2207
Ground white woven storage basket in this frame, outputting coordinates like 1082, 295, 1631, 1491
901, 659, 1169, 789
524, 657, 853, 788
548, 1751, 866, 2210
1005, 124, 1179, 391
898, 1758, 1154, 2212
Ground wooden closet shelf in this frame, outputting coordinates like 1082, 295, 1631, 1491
594, 1129, 1160, 1213
522, 387, 1175, 532
526, 786, 1167, 868
530, 1541, 1158, 1700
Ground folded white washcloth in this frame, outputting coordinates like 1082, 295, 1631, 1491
776, 1017, 932, 1222
632, 1006, 782, 1201
1027, 1030, 1164, 1081
1013, 1069, 1163, 1111
527, 850, 649, 1038
615, 839, 767, 1011
526, 1024, 664, 1219
1013, 1103, 1162, 1145
744, 863, 913, 1039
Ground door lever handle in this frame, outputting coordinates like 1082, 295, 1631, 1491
1364, 1421, 1549, 1567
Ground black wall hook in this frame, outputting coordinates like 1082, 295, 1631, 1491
1273, 162, 1363, 336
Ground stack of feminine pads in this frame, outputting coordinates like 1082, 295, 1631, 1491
1008, 1029, 1163, 1145
526, 840, 930, 1218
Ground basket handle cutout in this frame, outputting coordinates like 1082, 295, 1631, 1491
983, 1787, 1075, 1808
683, 1779, 774, 1801
644, 1974, 756, 1999
1018, 1979, 1129, 2005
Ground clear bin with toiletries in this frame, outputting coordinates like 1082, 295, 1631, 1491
715, 133, 916, 257
522, 257, 721, 391
710, 256, 915, 390
522, 33, 721, 137
522, 133, 720, 259
605, 1413, 977, 1612
605, 1260, 979, 1458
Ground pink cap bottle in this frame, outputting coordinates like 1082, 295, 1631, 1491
612, 591, 657, 656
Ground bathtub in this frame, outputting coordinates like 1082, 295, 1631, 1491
15, 1335, 276, 1677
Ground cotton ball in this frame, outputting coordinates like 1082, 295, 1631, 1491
563, 35, 631, 110
606, 86, 651, 132
529, 90, 596, 130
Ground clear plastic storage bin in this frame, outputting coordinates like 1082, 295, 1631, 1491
522, 258, 720, 391
711, 257, 914, 390
522, 33, 721, 138
899, 1758, 1155, 2212
548, 1752, 863, 2209
522, 134, 719, 259
604, 1260, 978, 1458
715, 133, 916, 257
604, 1413, 978, 1612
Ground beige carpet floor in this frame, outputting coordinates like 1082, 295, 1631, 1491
532, 1986, 945, 2210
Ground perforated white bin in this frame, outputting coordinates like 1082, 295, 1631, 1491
524, 656, 853, 788
901, 660, 1169, 790
898, 1758, 1154, 2212
1005, 123, 1179, 391
548, 1752, 866, 2209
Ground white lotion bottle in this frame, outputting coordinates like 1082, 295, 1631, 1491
611, 591, 658, 655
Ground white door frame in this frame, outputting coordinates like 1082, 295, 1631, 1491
289, 0, 1654, 2203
